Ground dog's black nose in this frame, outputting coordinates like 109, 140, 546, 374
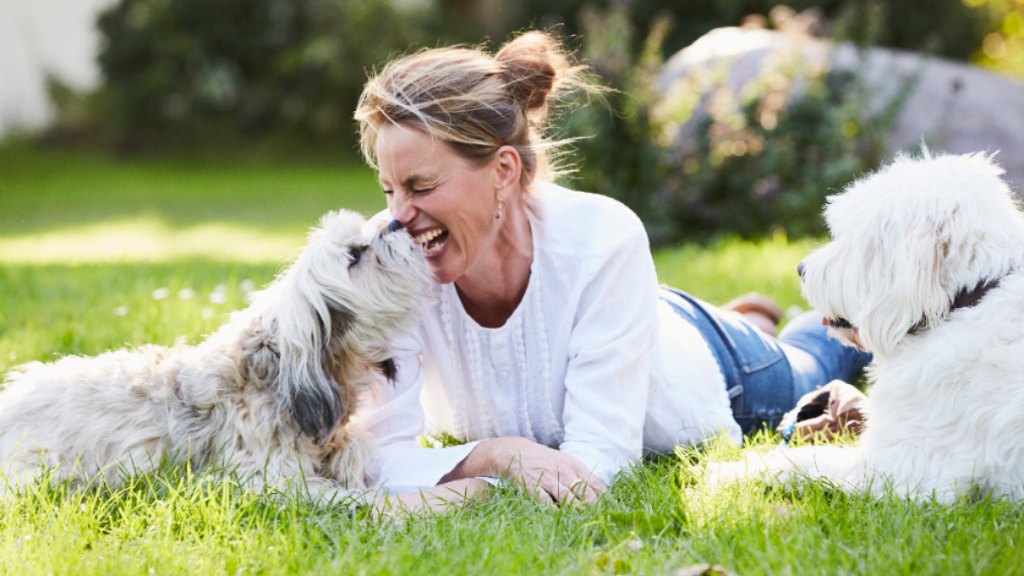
797, 261, 806, 278
386, 219, 403, 233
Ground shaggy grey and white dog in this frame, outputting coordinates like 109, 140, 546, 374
710, 151, 1024, 502
0, 210, 429, 502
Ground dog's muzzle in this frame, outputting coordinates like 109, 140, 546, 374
798, 262, 850, 329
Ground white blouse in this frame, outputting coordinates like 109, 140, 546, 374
357, 183, 740, 490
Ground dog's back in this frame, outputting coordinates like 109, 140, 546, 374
0, 345, 184, 491
861, 271, 1024, 501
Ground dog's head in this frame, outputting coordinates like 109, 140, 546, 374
799, 150, 1024, 359
247, 209, 430, 439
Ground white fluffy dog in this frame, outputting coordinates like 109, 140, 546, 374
710, 150, 1024, 502
0, 210, 429, 503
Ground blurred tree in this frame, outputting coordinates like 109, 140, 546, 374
93, 0, 437, 150
436, 0, 987, 63
83, 0, 995, 152
964, 0, 1024, 77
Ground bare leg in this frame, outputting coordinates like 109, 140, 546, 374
723, 292, 782, 336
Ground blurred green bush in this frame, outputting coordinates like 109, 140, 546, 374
90, 0, 436, 150
566, 6, 916, 245
59, 0, 1014, 242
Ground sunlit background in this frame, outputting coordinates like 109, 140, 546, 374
2, 0, 1024, 263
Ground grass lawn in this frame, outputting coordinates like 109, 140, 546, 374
1, 143, 1021, 575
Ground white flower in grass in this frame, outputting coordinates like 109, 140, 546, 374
178, 288, 195, 300
114, 305, 129, 317
201, 308, 215, 319
240, 279, 256, 303
8, 352, 16, 361
151, 287, 170, 301
209, 283, 227, 304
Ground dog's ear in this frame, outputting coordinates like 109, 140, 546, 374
264, 222, 362, 440
870, 226, 950, 352
272, 279, 347, 439
857, 193, 973, 356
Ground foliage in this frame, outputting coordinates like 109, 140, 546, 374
90, 0, 436, 150
440, 0, 989, 65
56, 0, 1000, 241
566, 6, 915, 245
964, 0, 1024, 77
74, 0, 994, 154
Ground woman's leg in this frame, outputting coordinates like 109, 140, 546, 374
660, 287, 871, 434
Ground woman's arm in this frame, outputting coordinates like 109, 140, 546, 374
556, 201, 661, 485
372, 478, 492, 521
357, 329, 481, 489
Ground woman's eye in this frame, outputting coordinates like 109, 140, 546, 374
412, 187, 434, 195
382, 189, 393, 196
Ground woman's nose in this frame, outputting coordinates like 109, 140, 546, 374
388, 192, 416, 225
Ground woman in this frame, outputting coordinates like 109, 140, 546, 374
353, 31, 869, 512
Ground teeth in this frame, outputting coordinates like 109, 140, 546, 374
413, 228, 443, 244
413, 228, 446, 255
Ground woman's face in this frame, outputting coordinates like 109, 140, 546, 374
375, 123, 504, 285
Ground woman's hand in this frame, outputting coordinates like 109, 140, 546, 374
372, 478, 490, 523
441, 437, 605, 504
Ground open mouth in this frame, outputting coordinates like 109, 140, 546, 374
412, 227, 449, 257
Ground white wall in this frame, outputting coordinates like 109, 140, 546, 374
0, 0, 115, 137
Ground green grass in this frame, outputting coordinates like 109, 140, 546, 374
0, 142, 384, 262
1, 143, 1022, 575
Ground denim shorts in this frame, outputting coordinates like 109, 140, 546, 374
659, 287, 871, 433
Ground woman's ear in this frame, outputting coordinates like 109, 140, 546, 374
493, 145, 522, 193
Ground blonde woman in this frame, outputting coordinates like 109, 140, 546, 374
354, 31, 870, 513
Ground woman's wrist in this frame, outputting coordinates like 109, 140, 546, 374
438, 438, 502, 483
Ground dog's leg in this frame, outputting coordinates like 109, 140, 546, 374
289, 427, 376, 508
222, 428, 373, 508
320, 427, 374, 488
707, 445, 867, 492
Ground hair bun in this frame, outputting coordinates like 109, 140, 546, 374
496, 31, 571, 112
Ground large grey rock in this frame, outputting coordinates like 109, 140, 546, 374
658, 26, 1024, 191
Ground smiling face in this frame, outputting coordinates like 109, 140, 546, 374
374, 122, 505, 285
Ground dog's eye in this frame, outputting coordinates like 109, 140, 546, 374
827, 317, 854, 329
347, 246, 367, 266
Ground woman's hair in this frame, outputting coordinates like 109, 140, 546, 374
354, 30, 596, 187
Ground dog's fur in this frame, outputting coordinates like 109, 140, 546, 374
0, 210, 429, 502
710, 150, 1024, 502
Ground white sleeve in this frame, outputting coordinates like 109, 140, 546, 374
356, 328, 478, 491
559, 218, 659, 485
